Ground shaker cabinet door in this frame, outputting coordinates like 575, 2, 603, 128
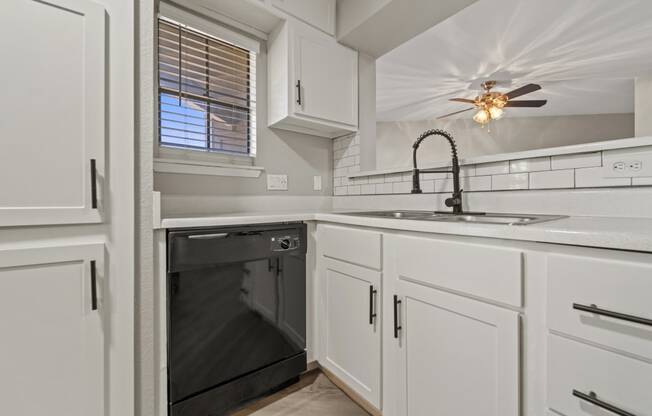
0, 243, 105, 416
319, 257, 381, 408
0, 0, 106, 226
389, 281, 520, 416
293, 24, 358, 127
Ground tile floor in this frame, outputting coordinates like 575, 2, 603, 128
232, 371, 369, 416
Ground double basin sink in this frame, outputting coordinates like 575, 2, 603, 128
343, 211, 567, 226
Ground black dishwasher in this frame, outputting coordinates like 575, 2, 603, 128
167, 223, 307, 416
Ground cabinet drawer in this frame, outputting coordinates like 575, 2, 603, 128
547, 254, 652, 360
548, 334, 652, 416
319, 224, 381, 269
393, 235, 523, 306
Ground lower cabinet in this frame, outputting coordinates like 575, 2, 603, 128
0, 244, 105, 416
315, 225, 652, 416
386, 280, 520, 416
318, 257, 381, 408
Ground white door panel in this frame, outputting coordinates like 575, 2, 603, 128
0, 243, 105, 416
0, 0, 105, 226
294, 25, 357, 127
389, 280, 520, 416
319, 257, 381, 408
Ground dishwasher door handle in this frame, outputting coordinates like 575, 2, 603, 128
187, 233, 229, 240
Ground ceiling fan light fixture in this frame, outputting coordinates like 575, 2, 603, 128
489, 106, 504, 120
473, 109, 490, 124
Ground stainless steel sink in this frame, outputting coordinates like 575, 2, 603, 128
342, 211, 566, 226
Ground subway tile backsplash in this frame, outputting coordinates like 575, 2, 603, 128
332, 133, 652, 196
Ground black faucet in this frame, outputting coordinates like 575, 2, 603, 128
411, 129, 464, 214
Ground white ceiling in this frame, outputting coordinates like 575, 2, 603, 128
376, 0, 652, 121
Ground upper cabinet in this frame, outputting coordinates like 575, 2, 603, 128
0, 0, 105, 227
268, 20, 358, 138
271, 0, 335, 35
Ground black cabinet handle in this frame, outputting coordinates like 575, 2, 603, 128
573, 303, 652, 327
90, 159, 98, 209
369, 285, 377, 325
296, 80, 302, 105
393, 295, 402, 339
90, 260, 98, 311
573, 390, 636, 416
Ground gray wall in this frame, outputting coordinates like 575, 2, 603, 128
376, 113, 635, 169
636, 72, 652, 136
154, 42, 334, 199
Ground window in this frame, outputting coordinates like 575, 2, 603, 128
158, 18, 256, 157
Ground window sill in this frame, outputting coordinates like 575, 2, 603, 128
154, 158, 264, 178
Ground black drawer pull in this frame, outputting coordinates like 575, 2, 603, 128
393, 295, 402, 339
369, 285, 377, 325
573, 390, 636, 416
90, 159, 98, 209
573, 303, 652, 327
296, 80, 302, 105
90, 260, 98, 311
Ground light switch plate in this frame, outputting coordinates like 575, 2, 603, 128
313, 175, 322, 191
602, 147, 652, 178
267, 174, 288, 191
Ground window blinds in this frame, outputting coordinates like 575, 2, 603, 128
158, 18, 256, 156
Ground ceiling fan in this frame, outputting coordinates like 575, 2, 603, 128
439, 81, 547, 125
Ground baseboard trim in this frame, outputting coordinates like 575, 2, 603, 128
319, 365, 382, 416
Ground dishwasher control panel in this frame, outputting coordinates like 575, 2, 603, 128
270, 234, 301, 251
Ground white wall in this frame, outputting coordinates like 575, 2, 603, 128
136, 1, 156, 416
376, 113, 635, 170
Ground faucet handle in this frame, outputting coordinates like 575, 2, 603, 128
445, 189, 463, 208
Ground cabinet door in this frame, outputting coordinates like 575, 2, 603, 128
272, 0, 335, 35
319, 257, 381, 408
293, 24, 358, 127
390, 281, 520, 416
0, 0, 105, 227
0, 243, 105, 416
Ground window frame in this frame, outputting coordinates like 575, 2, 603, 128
155, 6, 259, 166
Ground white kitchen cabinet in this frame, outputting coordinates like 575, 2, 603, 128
0, 244, 105, 416
319, 223, 382, 269
547, 252, 652, 360
548, 334, 652, 416
317, 254, 381, 408
0, 0, 106, 227
268, 20, 358, 138
386, 280, 520, 416
383, 233, 520, 416
271, 0, 335, 35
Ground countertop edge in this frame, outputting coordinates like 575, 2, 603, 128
159, 212, 652, 253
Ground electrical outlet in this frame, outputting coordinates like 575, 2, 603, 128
602, 148, 652, 178
612, 161, 626, 172
313, 176, 322, 191
629, 161, 642, 171
267, 174, 288, 191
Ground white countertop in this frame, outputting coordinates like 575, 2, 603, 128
159, 210, 652, 253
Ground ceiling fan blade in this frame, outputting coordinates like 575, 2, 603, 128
437, 107, 474, 119
505, 83, 541, 99
449, 98, 476, 104
504, 100, 547, 107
